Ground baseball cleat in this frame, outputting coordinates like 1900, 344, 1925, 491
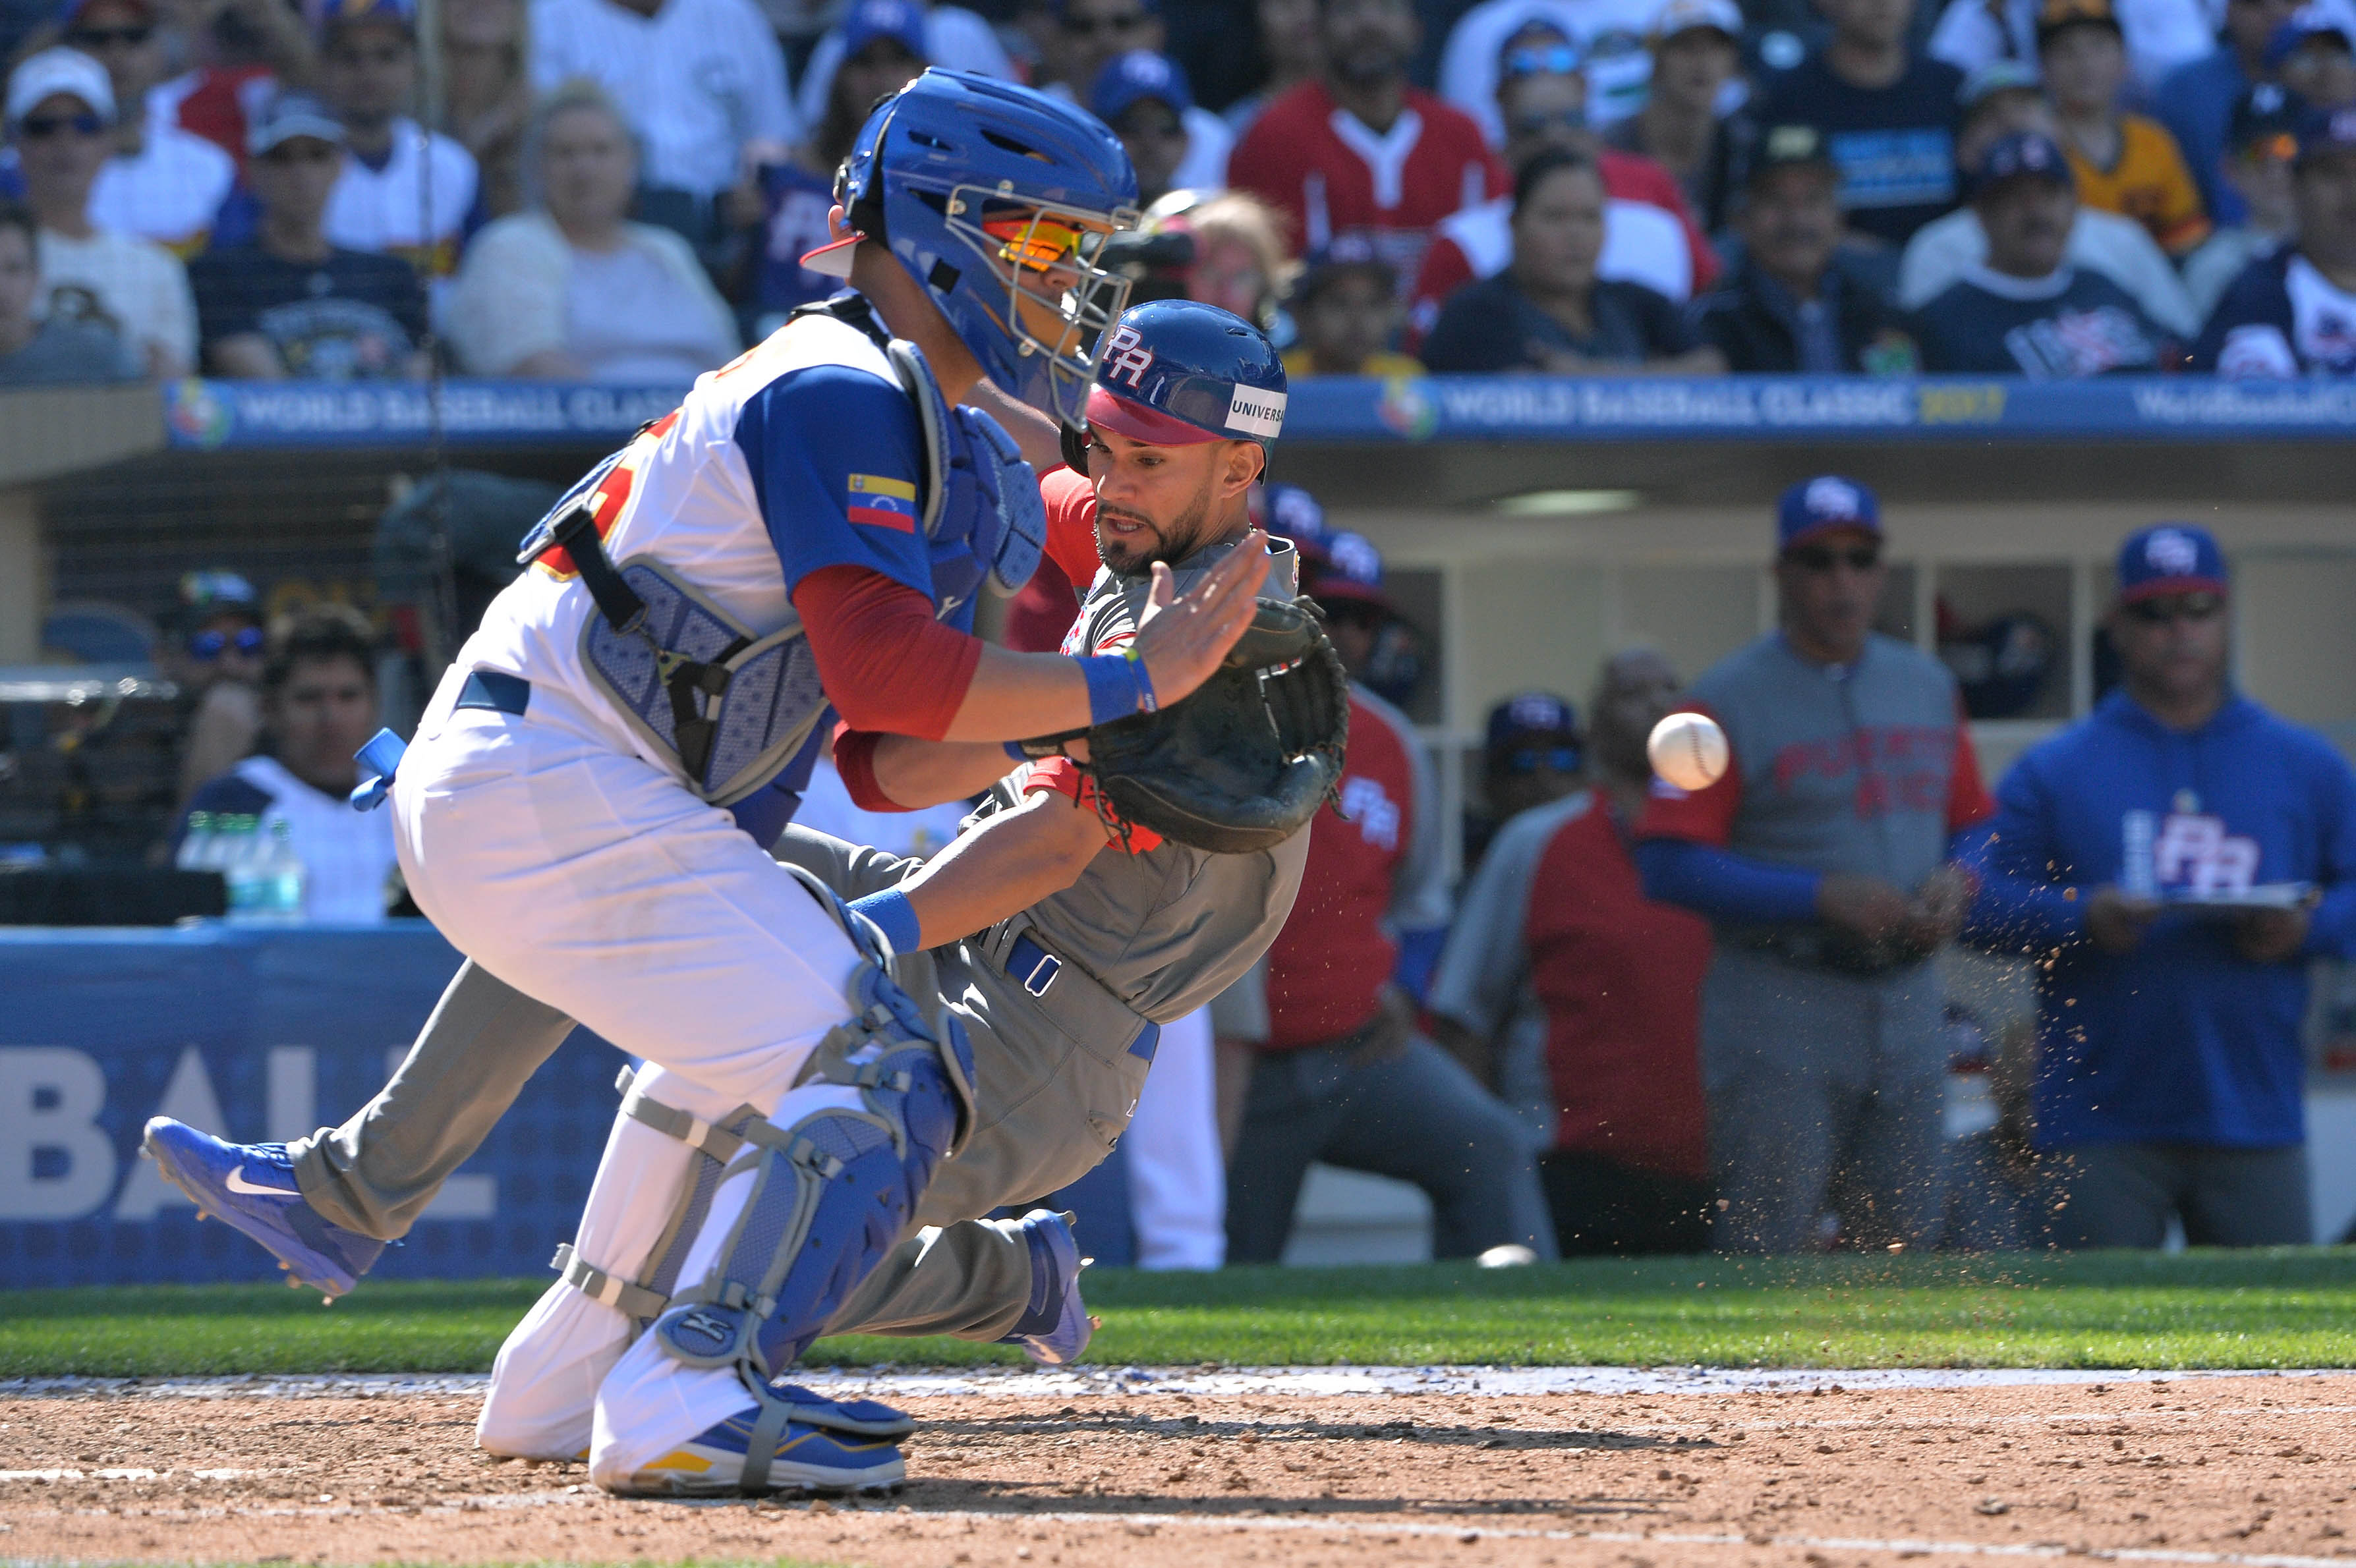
606, 1398, 908, 1498
996, 1208, 1098, 1367
140, 1119, 385, 1298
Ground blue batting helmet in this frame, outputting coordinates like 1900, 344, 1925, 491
834, 69, 1140, 428
1085, 297, 1287, 448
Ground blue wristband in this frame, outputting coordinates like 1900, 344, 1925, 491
848, 889, 921, 955
1125, 648, 1158, 714
1004, 741, 1029, 762
1081, 654, 1139, 727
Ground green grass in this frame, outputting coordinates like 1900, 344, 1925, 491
5, 1251, 2355, 1378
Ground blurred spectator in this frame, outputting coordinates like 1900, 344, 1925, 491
1438, 0, 1659, 142
531, 0, 795, 205
1217, 532, 1552, 1266
1462, 690, 1584, 872
1041, 0, 1230, 192
2192, 104, 2356, 374
2039, 0, 2210, 259
2274, 5, 2356, 110
1604, 0, 1753, 236
2182, 84, 2302, 323
1635, 477, 1992, 1254
313, 0, 478, 275
1962, 524, 2356, 1249
438, 0, 533, 219
1407, 22, 1716, 340
150, 0, 316, 167
1430, 651, 1715, 1257
1179, 188, 1291, 324
0, 199, 139, 382
751, 0, 930, 332
177, 605, 398, 926
1222, 0, 1322, 136
1915, 131, 2169, 373
1420, 148, 1725, 371
59, 0, 237, 251
1226, 0, 1505, 279
793, 0, 1011, 136
1927, 0, 2214, 98
188, 94, 427, 379
1897, 63, 2199, 335
2156, 0, 2309, 229
165, 570, 267, 814
1692, 121, 1922, 372
11, 47, 194, 376
1752, 0, 1966, 248
1091, 51, 1205, 208
1282, 237, 1424, 374
447, 82, 740, 379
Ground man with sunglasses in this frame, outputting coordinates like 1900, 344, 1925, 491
146, 70, 1273, 1495
1636, 476, 1994, 1255
186, 91, 428, 379
68, 0, 237, 253
1961, 526, 2356, 1250
8, 44, 194, 376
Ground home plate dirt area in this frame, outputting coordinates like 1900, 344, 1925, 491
3, 1372, 2352, 1567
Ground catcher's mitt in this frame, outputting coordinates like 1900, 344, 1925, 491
1083, 594, 1350, 854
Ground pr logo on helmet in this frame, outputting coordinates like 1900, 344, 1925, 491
1101, 325, 1155, 389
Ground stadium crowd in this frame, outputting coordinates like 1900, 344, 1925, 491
0, 0, 2351, 384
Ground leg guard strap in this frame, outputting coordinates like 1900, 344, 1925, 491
550, 1241, 670, 1321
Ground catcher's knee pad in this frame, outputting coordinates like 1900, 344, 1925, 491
650, 918, 975, 1381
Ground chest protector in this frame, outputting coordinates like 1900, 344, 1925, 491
517, 300, 1045, 806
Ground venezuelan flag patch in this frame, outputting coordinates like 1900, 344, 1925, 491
846, 473, 919, 532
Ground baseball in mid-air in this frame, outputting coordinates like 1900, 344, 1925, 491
1648, 711, 1729, 791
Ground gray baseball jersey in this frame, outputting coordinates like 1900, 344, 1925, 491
1642, 630, 1988, 901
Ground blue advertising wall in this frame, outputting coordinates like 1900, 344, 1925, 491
0, 922, 625, 1288
158, 375, 2356, 451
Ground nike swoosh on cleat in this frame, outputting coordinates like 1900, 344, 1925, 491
223, 1165, 297, 1198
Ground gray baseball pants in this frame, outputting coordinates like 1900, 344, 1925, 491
1699, 945, 1949, 1254
2042, 1141, 2311, 1248
290, 874, 1150, 1347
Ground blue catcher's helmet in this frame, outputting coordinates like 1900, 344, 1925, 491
1082, 297, 1287, 452
836, 69, 1141, 428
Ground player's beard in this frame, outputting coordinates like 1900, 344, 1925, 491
1095, 465, 1219, 576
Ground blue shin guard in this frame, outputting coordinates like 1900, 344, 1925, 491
652, 870, 974, 1385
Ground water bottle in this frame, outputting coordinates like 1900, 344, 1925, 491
220, 814, 271, 920
260, 818, 306, 920
2121, 810, 2158, 901
174, 812, 215, 872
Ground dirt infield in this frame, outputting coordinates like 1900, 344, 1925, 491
5, 1372, 2352, 1566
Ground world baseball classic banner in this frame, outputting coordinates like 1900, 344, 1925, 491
0, 922, 625, 1288
159, 376, 2356, 451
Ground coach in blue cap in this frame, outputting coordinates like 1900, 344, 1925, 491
1636, 476, 1996, 1254
1963, 523, 2356, 1248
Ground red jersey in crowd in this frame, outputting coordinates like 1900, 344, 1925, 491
1260, 685, 1450, 1049
1405, 149, 1718, 346
1226, 80, 1507, 287
1431, 791, 1713, 1179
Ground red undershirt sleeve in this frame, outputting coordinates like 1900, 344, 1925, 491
1038, 466, 1103, 592
793, 563, 983, 741
830, 723, 903, 813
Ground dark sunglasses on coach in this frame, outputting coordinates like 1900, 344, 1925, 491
1786, 544, 1882, 573
1505, 746, 1581, 775
189, 626, 266, 660
19, 111, 106, 139
2122, 592, 2224, 625
65, 24, 152, 47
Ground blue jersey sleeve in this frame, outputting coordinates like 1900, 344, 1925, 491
1960, 752, 2087, 951
1632, 837, 1822, 924
735, 363, 933, 602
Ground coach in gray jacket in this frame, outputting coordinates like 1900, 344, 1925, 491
1633, 476, 1996, 1254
